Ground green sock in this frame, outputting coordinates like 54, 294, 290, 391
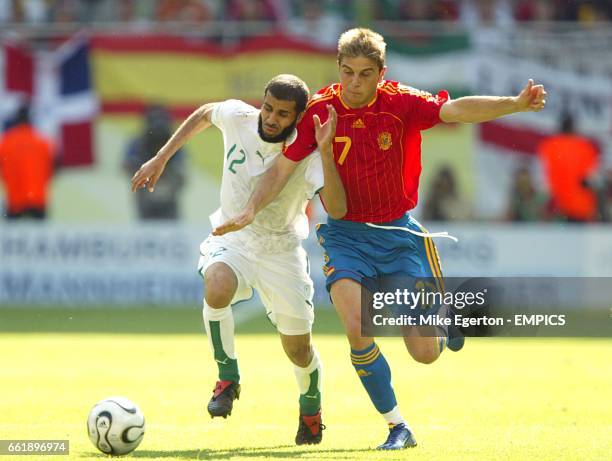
294, 349, 322, 415
203, 302, 239, 382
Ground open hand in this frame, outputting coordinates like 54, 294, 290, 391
131, 155, 167, 192
212, 208, 255, 236
314, 104, 338, 148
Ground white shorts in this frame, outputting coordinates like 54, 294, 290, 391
197, 234, 315, 335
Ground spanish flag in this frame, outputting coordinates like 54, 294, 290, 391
91, 34, 337, 117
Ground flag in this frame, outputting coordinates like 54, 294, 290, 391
0, 37, 98, 167
91, 34, 336, 117
34, 37, 98, 167
0, 42, 33, 130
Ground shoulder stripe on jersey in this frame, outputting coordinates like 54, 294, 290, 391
379, 85, 437, 102
306, 94, 335, 110
306, 85, 340, 109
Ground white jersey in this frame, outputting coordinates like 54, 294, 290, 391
209, 99, 324, 253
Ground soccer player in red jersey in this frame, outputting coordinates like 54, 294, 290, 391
214, 28, 547, 449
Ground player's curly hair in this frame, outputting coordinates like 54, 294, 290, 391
264, 74, 310, 114
337, 28, 386, 70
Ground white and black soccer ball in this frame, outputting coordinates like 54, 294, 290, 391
87, 396, 145, 456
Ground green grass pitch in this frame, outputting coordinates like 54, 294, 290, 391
0, 307, 610, 460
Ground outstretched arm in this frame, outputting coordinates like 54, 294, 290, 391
315, 104, 346, 219
440, 79, 547, 124
212, 155, 298, 235
131, 103, 216, 192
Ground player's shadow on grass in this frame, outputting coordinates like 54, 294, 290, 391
128, 445, 373, 459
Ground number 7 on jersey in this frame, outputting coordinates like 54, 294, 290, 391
334, 136, 352, 166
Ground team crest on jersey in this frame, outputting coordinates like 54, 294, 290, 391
378, 132, 392, 151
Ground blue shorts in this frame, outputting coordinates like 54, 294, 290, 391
315, 214, 443, 291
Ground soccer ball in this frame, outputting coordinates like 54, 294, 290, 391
87, 396, 145, 456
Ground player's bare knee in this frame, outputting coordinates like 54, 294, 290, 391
404, 335, 441, 364
407, 345, 439, 364
414, 352, 439, 365
205, 292, 233, 309
204, 264, 237, 308
203, 278, 234, 308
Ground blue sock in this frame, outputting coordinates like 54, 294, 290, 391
351, 343, 397, 414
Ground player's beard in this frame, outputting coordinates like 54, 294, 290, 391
258, 115, 296, 144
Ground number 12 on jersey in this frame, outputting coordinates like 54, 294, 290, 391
334, 136, 352, 166
226, 144, 246, 174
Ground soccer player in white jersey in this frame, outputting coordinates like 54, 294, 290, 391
131, 74, 345, 444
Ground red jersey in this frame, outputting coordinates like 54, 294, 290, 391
284, 81, 448, 223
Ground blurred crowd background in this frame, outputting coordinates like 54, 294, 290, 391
2, 1, 611, 224
1, 0, 612, 26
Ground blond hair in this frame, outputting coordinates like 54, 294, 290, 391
337, 28, 386, 70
